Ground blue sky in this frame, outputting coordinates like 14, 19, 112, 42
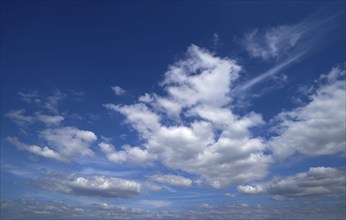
1, 1, 345, 219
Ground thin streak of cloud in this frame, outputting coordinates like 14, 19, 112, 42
237, 11, 344, 93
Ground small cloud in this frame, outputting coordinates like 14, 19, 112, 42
111, 86, 126, 96
140, 200, 171, 208
149, 174, 192, 187
6, 137, 65, 162
138, 93, 153, 103
98, 142, 157, 166
225, 193, 236, 198
36, 114, 64, 126
213, 33, 221, 49
5, 109, 34, 127
243, 26, 301, 61
200, 203, 212, 209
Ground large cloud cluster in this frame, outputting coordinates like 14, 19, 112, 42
104, 45, 272, 188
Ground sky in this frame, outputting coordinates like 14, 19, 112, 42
0, 1, 345, 219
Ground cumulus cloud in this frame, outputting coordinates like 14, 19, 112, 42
7, 126, 97, 161
111, 86, 126, 96
39, 126, 97, 159
104, 45, 271, 188
238, 167, 346, 199
149, 174, 192, 187
269, 67, 346, 159
37, 173, 141, 198
98, 142, 157, 165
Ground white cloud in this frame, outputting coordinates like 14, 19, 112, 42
237, 13, 342, 93
6, 137, 65, 162
237, 185, 265, 194
238, 167, 346, 198
243, 26, 301, 61
2, 197, 345, 220
98, 142, 157, 165
269, 67, 346, 159
43, 89, 65, 113
36, 114, 64, 126
39, 126, 97, 159
140, 200, 171, 208
36, 173, 141, 198
213, 33, 220, 48
1, 199, 86, 219
138, 93, 154, 103
225, 193, 236, 198
104, 45, 271, 188
5, 109, 34, 127
111, 86, 126, 96
18, 90, 41, 104
149, 174, 192, 187
17, 89, 65, 113
7, 126, 97, 162
6, 110, 64, 127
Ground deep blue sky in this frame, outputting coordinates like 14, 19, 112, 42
1, 1, 345, 219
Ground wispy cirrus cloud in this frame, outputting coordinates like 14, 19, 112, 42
236, 11, 344, 93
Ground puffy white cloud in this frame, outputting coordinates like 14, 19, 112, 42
238, 167, 346, 198
269, 67, 346, 159
111, 86, 126, 96
37, 173, 141, 198
39, 126, 97, 159
103, 103, 161, 137
149, 174, 192, 187
237, 185, 265, 194
138, 93, 154, 103
104, 45, 271, 188
98, 142, 157, 165
161, 45, 241, 110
